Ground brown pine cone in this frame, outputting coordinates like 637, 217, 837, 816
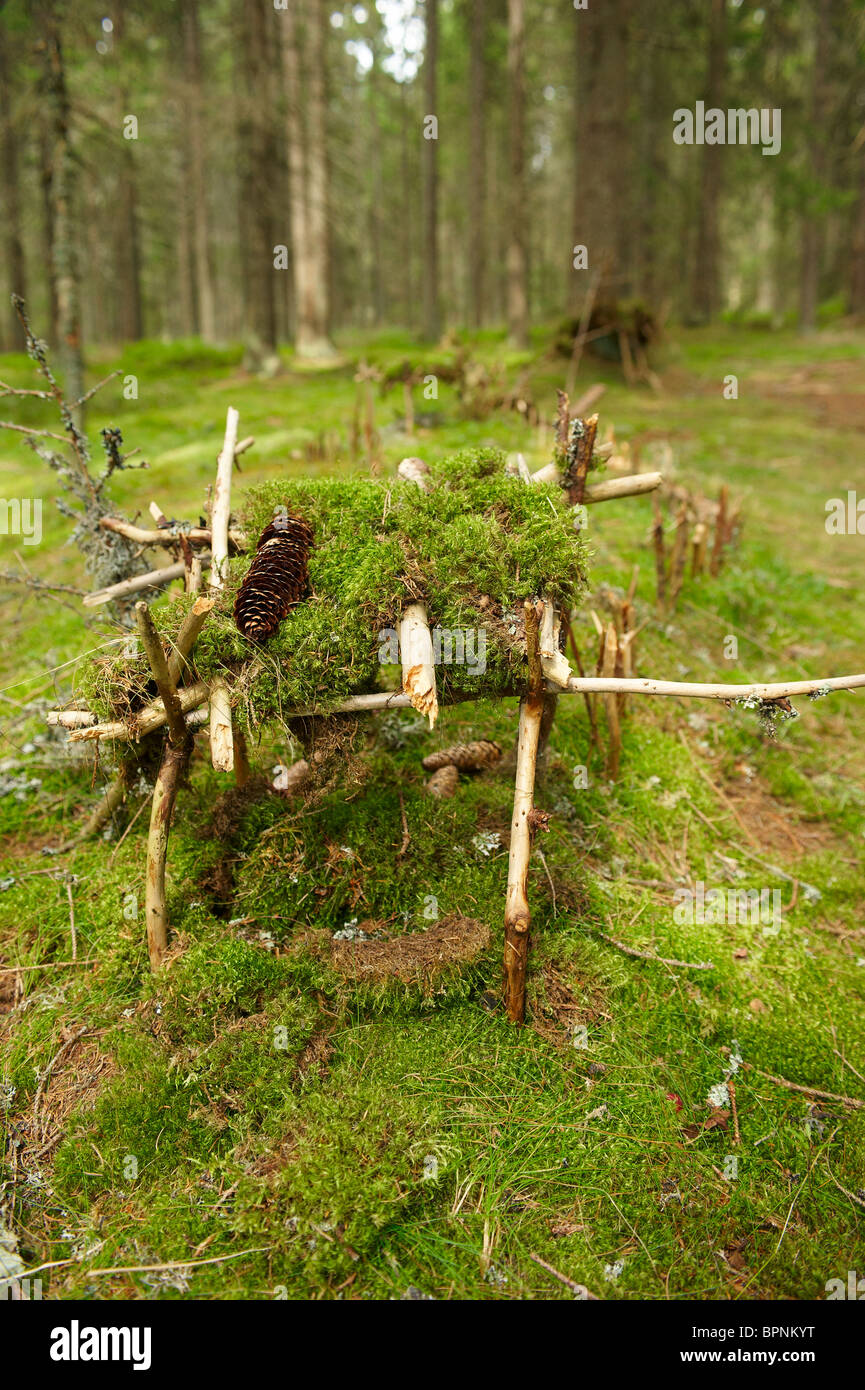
426, 764, 459, 798
234, 512, 313, 640
422, 740, 502, 773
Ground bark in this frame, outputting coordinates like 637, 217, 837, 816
281, 0, 336, 358
421, 0, 440, 341
180, 0, 216, 340
506, 0, 528, 348
0, 28, 27, 349
691, 0, 727, 322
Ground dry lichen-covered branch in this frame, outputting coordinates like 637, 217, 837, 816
98, 515, 248, 550
83, 556, 211, 608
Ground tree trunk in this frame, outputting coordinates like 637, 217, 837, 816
238, 0, 278, 367
691, 0, 726, 322
281, 0, 336, 359
506, 0, 528, 348
421, 0, 440, 341
850, 150, 865, 315
40, 7, 84, 416
0, 27, 27, 350
576, 0, 630, 301
799, 0, 832, 332
468, 0, 486, 330
112, 4, 143, 342
181, 0, 216, 341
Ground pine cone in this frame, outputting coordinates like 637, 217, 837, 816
422, 740, 502, 772
426, 764, 459, 798
234, 512, 313, 640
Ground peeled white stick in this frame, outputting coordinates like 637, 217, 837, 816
530, 466, 663, 502
210, 406, 239, 592
399, 602, 438, 728
209, 677, 234, 772
539, 598, 573, 688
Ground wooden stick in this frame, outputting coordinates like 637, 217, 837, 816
166, 595, 214, 686
601, 621, 621, 780
209, 677, 234, 771
66, 680, 210, 743
135, 603, 187, 744
691, 520, 709, 576
59, 671, 865, 746
529, 466, 663, 502
710, 485, 729, 577
652, 497, 667, 614
145, 736, 191, 970
503, 599, 545, 1024
399, 602, 438, 728
210, 406, 239, 592
668, 501, 689, 609
233, 725, 251, 786
98, 516, 247, 549
83, 556, 211, 608
47, 709, 97, 728
539, 598, 572, 688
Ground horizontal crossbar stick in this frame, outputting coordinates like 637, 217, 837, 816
529, 466, 663, 500
99, 516, 248, 549
54, 672, 864, 745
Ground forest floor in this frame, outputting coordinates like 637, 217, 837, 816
1, 323, 864, 1301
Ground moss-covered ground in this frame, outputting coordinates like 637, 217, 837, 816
0, 323, 863, 1300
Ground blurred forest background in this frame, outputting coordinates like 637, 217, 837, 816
1, 0, 864, 385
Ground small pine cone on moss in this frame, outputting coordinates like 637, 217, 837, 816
422, 740, 502, 773
234, 512, 313, 640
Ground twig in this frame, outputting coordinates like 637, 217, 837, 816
65, 878, 77, 960
86, 1246, 272, 1278
527, 1251, 599, 1300
210, 406, 239, 592
593, 928, 714, 971
741, 1063, 864, 1110
98, 516, 247, 549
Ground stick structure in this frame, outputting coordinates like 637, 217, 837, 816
135, 603, 187, 744
83, 557, 211, 608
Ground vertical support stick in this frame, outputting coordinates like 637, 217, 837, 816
503, 599, 544, 1024
399, 602, 439, 728
145, 738, 191, 970
210, 405, 239, 593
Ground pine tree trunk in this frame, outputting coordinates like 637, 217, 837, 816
0, 29, 27, 350
468, 0, 486, 330
281, 0, 336, 359
850, 152, 865, 315
113, 4, 144, 342
576, 0, 630, 301
238, 0, 278, 367
799, 0, 832, 332
181, 0, 216, 341
506, 0, 528, 348
691, 0, 726, 323
41, 9, 84, 416
421, 0, 440, 342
